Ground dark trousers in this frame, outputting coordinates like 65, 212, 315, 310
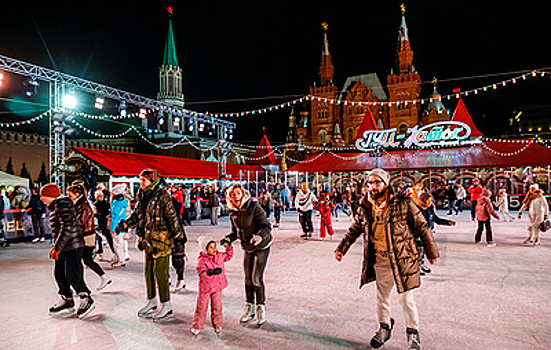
96, 218, 114, 255
262, 205, 271, 218
455, 199, 464, 212
182, 207, 191, 226
54, 248, 90, 298
298, 209, 313, 234
82, 245, 105, 277
470, 200, 478, 219
243, 248, 270, 305
273, 206, 282, 224
447, 199, 458, 214
475, 219, 494, 243
31, 213, 45, 238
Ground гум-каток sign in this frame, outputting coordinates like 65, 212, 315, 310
355, 121, 473, 151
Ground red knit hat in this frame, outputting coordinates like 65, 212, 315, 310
139, 169, 160, 181
40, 183, 61, 198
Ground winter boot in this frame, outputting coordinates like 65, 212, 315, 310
191, 328, 200, 336
239, 302, 255, 323
370, 318, 395, 349
256, 304, 266, 325
49, 295, 75, 315
406, 328, 421, 350
137, 299, 158, 317
214, 327, 222, 334
97, 274, 113, 291
76, 293, 95, 319
152, 301, 173, 320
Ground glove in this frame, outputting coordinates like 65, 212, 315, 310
49, 248, 60, 260
517, 214, 522, 220
206, 267, 223, 276
250, 234, 262, 246
115, 220, 127, 234
136, 237, 147, 252
220, 237, 231, 247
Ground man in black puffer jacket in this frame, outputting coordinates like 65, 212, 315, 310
41, 183, 95, 319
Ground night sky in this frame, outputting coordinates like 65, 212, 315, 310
0, 1, 549, 145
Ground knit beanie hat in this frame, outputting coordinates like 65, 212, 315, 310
365, 168, 390, 187
40, 183, 61, 198
111, 183, 127, 196
139, 169, 160, 182
197, 236, 215, 254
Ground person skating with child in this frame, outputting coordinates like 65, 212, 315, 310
518, 183, 549, 246
191, 236, 234, 335
314, 192, 334, 240
475, 189, 500, 247
221, 184, 272, 326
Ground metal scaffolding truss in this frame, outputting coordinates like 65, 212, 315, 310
0, 54, 235, 129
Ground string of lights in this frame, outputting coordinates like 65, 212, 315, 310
0, 110, 49, 127
70, 119, 135, 139
480, 140, 534, 157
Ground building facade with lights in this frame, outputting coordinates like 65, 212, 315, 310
294, 5, 450, 148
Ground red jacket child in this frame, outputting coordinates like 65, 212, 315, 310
315, 193, 334, 240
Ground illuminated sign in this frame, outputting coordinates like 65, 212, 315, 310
355, 121, 472, 151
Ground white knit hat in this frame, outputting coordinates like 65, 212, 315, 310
111, 184, 127, 195
365, 168, 390, 186
197, 236, 215, 254
530, 183, 539, 191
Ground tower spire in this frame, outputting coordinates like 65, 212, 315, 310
158, 8, 184, 107
396, 3, 413, 74
319, 22, 334, 86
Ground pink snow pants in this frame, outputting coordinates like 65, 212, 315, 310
192, 290, 223, 330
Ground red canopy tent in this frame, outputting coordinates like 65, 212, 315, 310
451, 99, 483, 138
74, 147, 264, 179
248, 132, 279, 166
354, 107, 379, 140
287, 141, 551, 173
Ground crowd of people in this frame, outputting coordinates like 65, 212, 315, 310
1, 167, 549, 350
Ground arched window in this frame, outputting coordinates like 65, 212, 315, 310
398, 123, 408, 134
318, 130, 326, 146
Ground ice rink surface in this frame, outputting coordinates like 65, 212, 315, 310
1, 209, 550, 349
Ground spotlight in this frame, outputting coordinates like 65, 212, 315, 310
187, 120, 194, 132
25, 78, 39, 97
0, 71, 3, 87
157, 114, 165, 125
139, 108, 147, 119
199, 123, 205, 132
119, 101, 127, 117
63, 94, 77, 109
174, 116, 181, 127
94, 97, 104, 109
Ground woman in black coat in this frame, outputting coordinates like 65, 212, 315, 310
221, 184, 272, 326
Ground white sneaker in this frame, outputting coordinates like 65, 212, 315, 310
487, 242, 496, 247
152, 301, 173, 320
137, 299, 158, 317
40, 237, 45, 242
534, 240, 541, 246
239, 303, 255, 323
256, 304, 266, 325
97, 275, 113, 291
32, 237, 40, 243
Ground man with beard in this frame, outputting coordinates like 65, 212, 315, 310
335, 169, 439, 350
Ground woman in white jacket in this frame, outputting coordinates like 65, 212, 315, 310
497, 188, 515, 222
518, 184, 549, 245
294, 182, 317, 239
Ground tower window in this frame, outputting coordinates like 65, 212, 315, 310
319, 130, 327, 146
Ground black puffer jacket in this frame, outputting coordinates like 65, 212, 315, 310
50, 196, 84, 252
224, 189, 272, 252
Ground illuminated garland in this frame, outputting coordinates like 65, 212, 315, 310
480, 140, 534, 156
0, 110, 49, 127
70, 119, 135, 139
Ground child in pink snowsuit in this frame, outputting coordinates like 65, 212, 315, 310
191, 236, 233, 335
315, 193, 334, 240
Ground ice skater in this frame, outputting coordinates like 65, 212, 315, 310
335, 169, 439, 349
110, 184, 128, 268
221, 184, 272, 326
497, 188, 515, 222
191, 236, 234, 335
295, 182, 317, 239
475, 189, 500, 247
518, 184, 549, 246
41, 183, 95, 319
315, 193, 334, 240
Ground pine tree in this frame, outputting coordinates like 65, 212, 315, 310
20, 162, 31, 181
5, 157, 14, 175
37, 162, 49, 186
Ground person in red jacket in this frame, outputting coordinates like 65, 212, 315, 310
475, 189, 500, 246
468, 179, 484, 221
315, 193, 334, 240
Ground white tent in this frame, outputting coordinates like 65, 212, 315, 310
0, 171, 30, 188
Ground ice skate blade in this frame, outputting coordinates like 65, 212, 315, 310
78, 304, 96, 319
48, 307, 75, 316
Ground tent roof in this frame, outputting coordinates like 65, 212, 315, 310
451, 99, 483, 138
287, 140, 551, 173
249, 134, 279, 166
74, 147, 264, 179
0, 171, 30, 188
354, 107, 379, 140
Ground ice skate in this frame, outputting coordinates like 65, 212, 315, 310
214, 327, 222, 334
173, 279, 186, 292
39, 237, 45, 242
76, 293, 95, 319
256, 304, 266, 325
239, 302, 255, 323
523, 238, 533, 245
32, 237, 40, 243
152, 301, 173, 320
49, 296, 75, 315
191, 328, 200, 336
97, 275, 113, 291
487, 242, 496, 247
137, 299, 157, 317
300, 233, 308, 240
370, 318, 394, 349
406, 328, 421, 350
534, 240, 541, 246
